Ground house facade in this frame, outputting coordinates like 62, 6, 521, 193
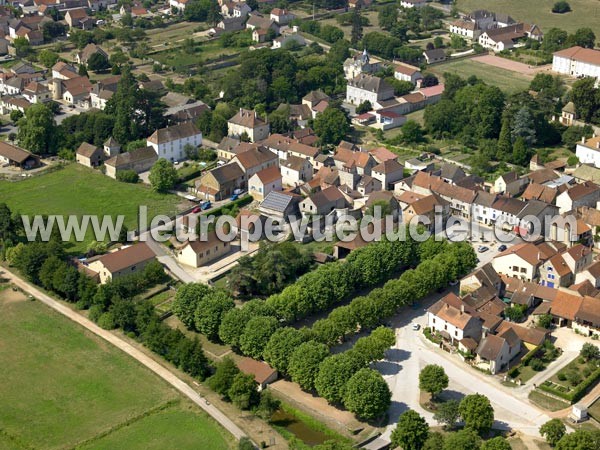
146, 122, 202, 162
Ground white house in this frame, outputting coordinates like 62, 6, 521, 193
576, 136, 600, 168
248, 166, 282, 201
427, 293, 482, 344
346, 74, 394, 106
556, 181, 600, 214
449, 19, 480, 40
394, 63, 422, 84
400, 0, 427, 8
270, 8, 295, 25
280, 155, 313, 186
146, 122, 202, 162
553, 46, 600, 80
169, 0, 189, 11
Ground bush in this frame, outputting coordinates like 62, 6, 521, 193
530, 358, 545, 371
557, 372, 567, 381
552, 1, 571, 13
567, 370, 582, 387
508, 367, 520, 379
116, 169, 140, 183
98, 312, 116, 329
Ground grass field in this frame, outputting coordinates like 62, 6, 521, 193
457, 0, 600, 34
0, 286, 232, 450
0, 164, 187, 253
429, 58, 532, 93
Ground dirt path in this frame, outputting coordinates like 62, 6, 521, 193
472, 54, 552, 76
1, 268, 248, 442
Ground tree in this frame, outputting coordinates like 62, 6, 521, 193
194, 290, 235, 341
116, 170, 139, 183
13, 37, 31, 57
343, 368, 391, 421
356, 100, 372, 115
459, 394, 494, 435
571, 77, 600, 123
350, 8, 363, 45
87, 52, 110, 72
10, 110, 23, 123
378, 5, 398, 30
263, 327, 308, 373
511, 107, 537, 146
228, 372, 259, 410
391, 410, 429, 450
569, 27, 596, 49
239, 315, 280, 359
401, 120, 425, 144
552, 1, 571, 13
38, 49, 59, 68
481, 437, 511, 450
17, 104, 59, 155
443, 429, 481, 450
208, 357, 240, 398
313, 106, 350, 146
540, 419, 566, 447
538, 313, 553, 329
315, 353, 362, 404
149, 158, 178, 192
238, 437, 255, 450
255, 390, 280, 420
580, 343, 600, 361
288, 341, 330, 391
433, 399, 460, 429
511, 137, 532, 168
423, 432, 445, 450
421, 74, 439, 88
173, 282, 211, 329
555, 429, 600, 450
542, 28, 568, 52
419, 365, 448, 399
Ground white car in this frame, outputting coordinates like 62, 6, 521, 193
412, 323, 420, 331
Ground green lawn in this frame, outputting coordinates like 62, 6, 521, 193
80, 402, 233, 450
430, 59, 531, 93
588, 398, 600, 422
457, 0, 600, 34
0, 287, 232, 450
0, 164, 187, 253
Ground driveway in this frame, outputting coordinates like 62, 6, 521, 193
374, 293, 552, 443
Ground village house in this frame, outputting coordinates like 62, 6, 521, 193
399, 192, 449, 229
492, 242, 554, 282
346, 74, 394, 106
104, 147, 158, 179
423, 48, 446, 64
146, 122, 202, 162
478, 23, 542, 51
86, 243, 156, 284
552, 46, 600, 80
176, 233, 231, 268
449, 19, 481, 40
556, 181, 600, 214
270, 8, 294, 25
75, 142, 104, 168
400, 0, 427, 8
52, 61, 78, 80
343, 49, 382, 80
427, 293, 482, 345
576, 136, 600, 168
259, 190, 302, 222
228, 108, 270, 142
394, 63, 422, 84
0, 141, 40, 169
169, 0, 189, 11
231, 146, 279, 182
248, 165, 282, 201
475, 328, 521, 374
300, 186, 347, 216
280, 155, 313, 187
22, 81, 51, 103
493, 171, 528, 196
65, 8, 92, 29
237, 357, 278, 391
371, 159, 404, 190
75, 43, 107, 65
521, 183, 560, 204
575, 260, 600, 288
195, 163, 245, 201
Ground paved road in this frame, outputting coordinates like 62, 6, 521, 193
2, 267, 247, 441
375, 297, 552, 444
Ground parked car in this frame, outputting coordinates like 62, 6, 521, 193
201, 201, 212, 210
498, 244, 507, 251
230, 193, 238, 201
477, 246, 489, 253
191, 206, 201, 214
412, 323, 420, 331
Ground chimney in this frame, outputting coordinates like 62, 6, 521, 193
582, 136, 586, 143
460, 304, 465, 313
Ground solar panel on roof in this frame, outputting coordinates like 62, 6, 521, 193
260, 191, 292, 212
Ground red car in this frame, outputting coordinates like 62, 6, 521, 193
191, 206, 201, 214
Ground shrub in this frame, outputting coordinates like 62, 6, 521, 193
98, 312, 116, 329
567, 370, 582, 387
557, 372, 567, 381
530, 358, 545, 371
552, 1, 571, 13
116, 169, 140, 183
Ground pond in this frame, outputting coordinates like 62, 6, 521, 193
270, 409, 332, 447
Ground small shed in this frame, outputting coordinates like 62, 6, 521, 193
570, 403, 588, 422
237, 357, 278, 391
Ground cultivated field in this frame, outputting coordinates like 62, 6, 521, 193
457, 0, 600, 34
0, 164, 188, 253
429, 58, 532, 93
0, 286, 232, 450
